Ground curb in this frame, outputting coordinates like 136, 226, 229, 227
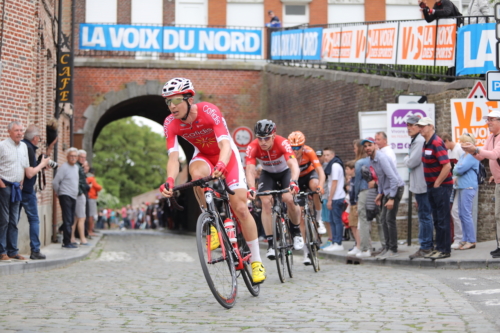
0, 234, 103, 276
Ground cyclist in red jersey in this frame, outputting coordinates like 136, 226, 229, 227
288, 131, 327, 265
246, 119, 304, 262
159, 78, 265, 284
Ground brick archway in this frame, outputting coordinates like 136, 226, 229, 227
81, 80, 196, 165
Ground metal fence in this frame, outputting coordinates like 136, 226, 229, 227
269, 16, 494, 81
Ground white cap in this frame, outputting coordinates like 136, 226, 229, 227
483, 110, 500, 120
416, 117, 434, 126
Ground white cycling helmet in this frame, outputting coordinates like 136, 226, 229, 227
161, 78, 195, 98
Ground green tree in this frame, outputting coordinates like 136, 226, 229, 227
92, 118, 168, 205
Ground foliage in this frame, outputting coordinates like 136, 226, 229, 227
92, 118, 168, 205
96, 187, 121, 209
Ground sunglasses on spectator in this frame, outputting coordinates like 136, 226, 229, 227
485, 118, 500, 123
257, 136, 273, 142
291, 146, 303, 151
165, 96, 188, 107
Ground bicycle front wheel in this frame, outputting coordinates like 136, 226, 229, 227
305, 214, 320, 272
272, 212, 286, 283
196, 212, 238, 309
283, 216, 294, 278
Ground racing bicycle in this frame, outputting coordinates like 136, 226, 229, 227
256, 188, 294, 283
166, 176, 259, 309
296, 191, 322, 272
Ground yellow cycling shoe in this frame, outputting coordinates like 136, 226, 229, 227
251, 261, 266, 284
209, 225, 220, 251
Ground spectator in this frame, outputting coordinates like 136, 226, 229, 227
404, 115, 434, 260
71, 150, 89, 245
352, 140, 372, 258
375, 131, 397, 167
345, 160, 361, 255
86, 167, 102, 236
442, 132, 464, 250
419, 0, 461, 23
19, 125, 54, 260
53, 148, 80, 248
417, 117, 453, 260
462, 110, 500, 258
96, 209, 104, 229
320, 148, 334, 249
324, 149, 345, 252
362, 137, 405, 259
468, 0, 491, 24
0, 122, 33, 262
266, 10, 281, 28
453, 133, 480, 250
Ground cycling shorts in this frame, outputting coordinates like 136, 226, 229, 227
190, 145, 246, 191
298, 169, 319, 192
257, 169, 291, 192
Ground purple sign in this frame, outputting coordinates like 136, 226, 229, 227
391, 109, 428, 127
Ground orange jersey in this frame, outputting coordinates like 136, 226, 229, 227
298, 145, 322, 177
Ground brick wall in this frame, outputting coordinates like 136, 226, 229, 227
73, 67, 263, 132
264, 0, 282, 24
117, 0, 131, 24
163, 0, 175, 25
264, 67, 495, 242
309, 0, 328, 26
365, 0, 386, 22
208, 0, 226, 26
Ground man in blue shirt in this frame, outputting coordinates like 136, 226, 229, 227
362, 137, 405, 259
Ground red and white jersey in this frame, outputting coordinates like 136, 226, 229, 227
246, 135, 295, 173
163, 102, 231, 156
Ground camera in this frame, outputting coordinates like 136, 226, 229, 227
37, 154, 58, 170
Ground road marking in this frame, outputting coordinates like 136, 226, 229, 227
485, 300, 500, 306
465, 289, 500, 295
159, 251, 195, 262
463, 282, 477, 286
97, 251, 131, 262
458, 277, 477, 280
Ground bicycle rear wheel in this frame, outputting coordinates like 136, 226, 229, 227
237, 232, 260, 297
305, 214, 320, 272
196, 212, 238, 309
272, 212, 286, 283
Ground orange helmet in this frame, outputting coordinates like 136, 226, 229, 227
288, 131, 306, 146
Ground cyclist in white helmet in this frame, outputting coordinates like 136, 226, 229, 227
159, 78, 266, 284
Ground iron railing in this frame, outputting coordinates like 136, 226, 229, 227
269, 16, 494, 81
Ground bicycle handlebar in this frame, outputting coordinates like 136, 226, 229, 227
255, 188, 290, 197
165, 176, 235, 211
296, 190, 319, 197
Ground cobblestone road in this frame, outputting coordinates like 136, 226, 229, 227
0, 232, 498, 332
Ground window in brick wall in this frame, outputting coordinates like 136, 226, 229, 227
132, 0, 162, 60
86, 0, 117, 23
282, 3, 309, 27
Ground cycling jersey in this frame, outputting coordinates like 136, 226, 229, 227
163, 102, 245, 190
246, 135, 295, 173
297, 145, 322, 177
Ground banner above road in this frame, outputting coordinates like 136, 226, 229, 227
271, 28, 323, 60
456, 23, 496, 76
79, 24, 263, 56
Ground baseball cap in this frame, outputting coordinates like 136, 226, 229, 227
406, 114, 422, 125
483, 110, 500, 119
361, 137, 375, 145
315, 150, 323, 157
416, 117, 434, 126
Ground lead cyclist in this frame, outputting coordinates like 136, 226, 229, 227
159, 78, 266, 284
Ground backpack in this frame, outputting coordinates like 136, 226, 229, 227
474, 161, 487, 185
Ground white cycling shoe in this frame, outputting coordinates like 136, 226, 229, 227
266, 248, 276, 260
317, 220, 327, 234
293, 236, 304, 250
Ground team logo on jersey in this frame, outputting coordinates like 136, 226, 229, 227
282, 140, 293, 154
163, 115, 175, 138
195, 137, 216, 148
203, 105, 220, 125
182, 128, 214, 139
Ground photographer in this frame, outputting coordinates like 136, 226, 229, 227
19, 125, 56, 260
418, 0, 461, 23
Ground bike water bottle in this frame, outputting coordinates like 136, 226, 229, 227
224, 218, 237, 244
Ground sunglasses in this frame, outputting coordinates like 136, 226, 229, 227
291, 146, 303, 151
257, 136, 272, 142
165, 96, 188, 107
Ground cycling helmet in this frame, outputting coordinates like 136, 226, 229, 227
161, 78, 195, 98
254, 119, 276, 137
288, 131, 306, 146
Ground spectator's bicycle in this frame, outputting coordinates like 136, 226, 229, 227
256, 189, 294, 283
166, 176, 259, 309
296, 191, 322, 272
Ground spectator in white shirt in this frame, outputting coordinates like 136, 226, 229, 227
375, 132, 397, 167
